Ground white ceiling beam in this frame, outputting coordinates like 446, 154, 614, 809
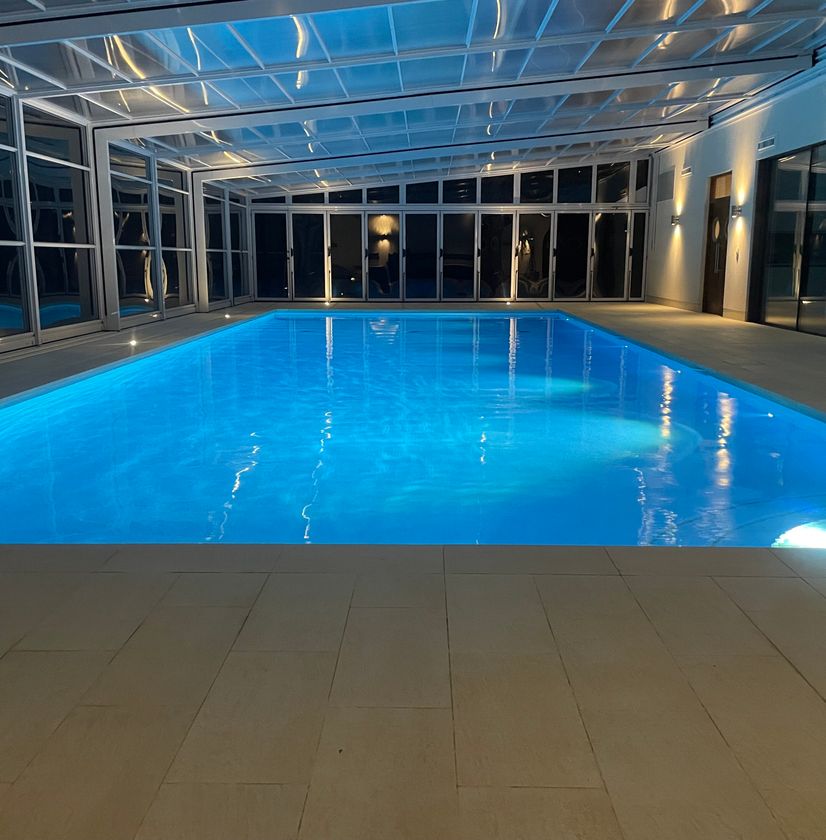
93, 53, 809, 140
0, 0, 425, 47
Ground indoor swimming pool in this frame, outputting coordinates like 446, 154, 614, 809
1, 310, 824, 546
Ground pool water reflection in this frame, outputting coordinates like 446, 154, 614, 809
0, 311, 824, 545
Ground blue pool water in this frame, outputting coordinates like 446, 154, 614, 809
1, 310, 825, 546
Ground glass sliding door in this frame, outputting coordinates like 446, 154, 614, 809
799, 143, 826, 336
553, 213, 590, 299
516, 213, 552, 299
479, 213, 514, 299
442, 212, 475, 299
330, 213, 364, 299
367, 213, 400, 300
292, 213, 326, 299
629, 212, 647, 299
592, 212, 629, 299
254, 213, 289, 298
404, 213, 438, 299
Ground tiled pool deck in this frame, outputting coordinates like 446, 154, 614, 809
1, 304, 826, 839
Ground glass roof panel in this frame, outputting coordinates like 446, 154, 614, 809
521, 42, 591, 77
311, 6, 395, 57
10, 42, 124, 86
400, 55, 466, 89
582, 36, 661, 71
337, 62, 402, 96
274, 68, 344, 101
544, 0, 625, 36
471, 0, 556, 42
462, 49, 533, 84
79, 32, 197, 80
232, 15, 328, 65
391, 0, 474, 51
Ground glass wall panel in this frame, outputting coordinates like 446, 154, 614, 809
799, 143, 826, 336
480, 175, 514, 204
406, 181, 438, 203
520, 170, 554, 204
112, 177, 152, 248
479, 214, 513, 299
404, 213, 438, 299
0, 246, 27, 337
35, 247, 95, 328
442, 212, 475, 298
293, 192, 325, 204
557, 166, 593, 203
330, 189, 362, 204
596, 162, 630, 203
160, 189, 187, 249
367, 213, 400, 299
110, 149, 148, 180
554, 213, 590, 298
254, 213, 289, 298
23, 106, 84, 164
292, 213, 326, 298
162, 250, 191, 308
116, 248, 155, 315
443, 178, 478, 204
634, 159, 650, 203
232, 252, 249, 298
592, 212, 628, 299
330, 213, 363, 299
204, 197, 224, 249
629, 212, 647, 299
28, 159, 89, 244
0, 98, 10, 148
207, 250, 227, 302
367, 185, 399, 204
516, 213, 551, 299
0, 149, 20, 243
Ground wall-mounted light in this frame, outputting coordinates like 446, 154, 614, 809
681, 165, 692, 177
671, 215, 681, 226
731, 205, 743, 219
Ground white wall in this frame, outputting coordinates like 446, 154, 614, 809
647, 68, 826, 319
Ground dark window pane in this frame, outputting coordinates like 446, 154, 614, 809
520, 170, 554, 203
254, 213, 289, 298
207, 251, 228, 302
557, 166, 592, 203
28, 158, 89, 244
230, 204, 245, 252
159, 188, 187, 249
330, 213, 363, 298
292, 213, 325, 298
596, 162, 630, 203
292, 192, 325, 204
516, 213, 551, 299
592, 212, 628, 298
116, 248, 156, 315
157, 165, 185, 190
367, 213, 400, 299
480, 175, 514, 204
35, 247, 97, 327
0, 246, 28, 336
629, 213, 646, 298
252, 195, 286, 204
112, 176, 152, 247
0, 150, 21, 242
109, 148, 148, 180
329, 188, 362, 204
0, 98, 10, 148
404, 213, 438, 298
232, 252, 249, 298
204, 198, 223, 250
635, 159, 650, 202
162, 249, 192, 308
443, 178, 477, 204
479, 214, 513, 298
23, 106, 84, 165
406, 181, 438, 203
366, 185, 400, 204
554, 214, 589, 298
442, 212, 475, 298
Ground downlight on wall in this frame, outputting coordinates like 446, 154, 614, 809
671, 215, 681, 226
731, 205, 743, 219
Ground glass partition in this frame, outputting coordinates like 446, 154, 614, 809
330, 213, 363, 299
254, 213, 289, 298
367, 213, 400, 299
554, 213, 590, 298
442, 212, 475, 298
404, 213, 438, 299
592, 212, 629, 299
292, 213, 326, 298
479, 213, 513, 299
516, 213, 552, 299
629, 212, 647, 299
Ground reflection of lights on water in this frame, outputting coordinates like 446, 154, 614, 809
660, 367, 674, 439
716, 394, 734, 489
774, 521, 826, 548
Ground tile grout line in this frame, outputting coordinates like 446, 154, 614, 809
531, 573, 630, 840
441, 544, 461, 799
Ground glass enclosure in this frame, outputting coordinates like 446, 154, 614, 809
254, 213, 289, 298
330, 213, 364, 299
292, 213, 326, 298
0, 100, 27, 339
516, 213, 552, 299
442, 212, 476, 298
479, 214, 513, 299
405, 213, 438, 299
555, 214, 590, 299
367, 213, 400, 299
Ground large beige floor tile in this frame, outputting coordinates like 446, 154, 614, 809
445, 545, 616, 575
168, 651, 336, 784
771, 547, 826, 577
16, 573, 174, 651
352, 571, 444, 609
331, 608, 450, 708
807, 577, 826, 597
0, 573, 88, 655
716, 577, 826, 698
536, 576, 786, 840
0, 651, 111, 782
104, 545, 278, 573
299, 707, 456, 840
679, 654, 826, 840
0, 546, 115, 572
0, 705, 192, 840
82, 605, 248, 709
162, 573, 267, 607
458, 787, 624, 840
627, 576, 775, 656
446, 574, 555, 654
234, 574, 352, 652
276, 544, 443, 574
452, 652, 600, 787
608, 546, 795, 577
135, 782, 306, 840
